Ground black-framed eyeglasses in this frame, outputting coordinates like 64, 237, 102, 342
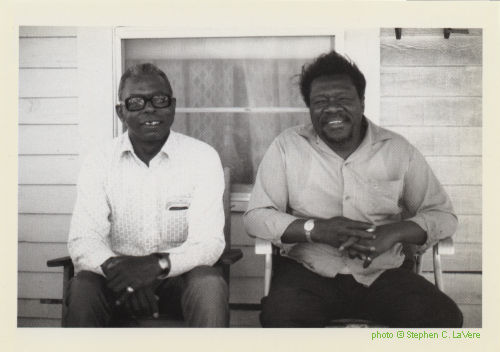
122, 95, 175, 112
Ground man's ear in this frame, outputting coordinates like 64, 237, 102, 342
170, 97, 176, 123
360, 96, 365, 112
116, 104, 125, 122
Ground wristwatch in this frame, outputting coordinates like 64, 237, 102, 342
304, 219, 315, 243
153, 253, 171, 279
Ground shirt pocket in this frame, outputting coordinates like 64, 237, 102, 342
357, 178, 403, 218
161, 196, 191, 246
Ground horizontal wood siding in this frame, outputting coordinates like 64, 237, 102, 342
380, 97, 481, 126
19, 185, 76, 214
381, 66, 481, 97
19, 155, 81, 184
19, 272, 62, 299
18, 243, 69, 273
18, 121, 81, 155
380, 27, 482, 327
19, 97, 78, 124
19, 69, 78, 97
19, 26, 77, 37
19, 37, 77, 68
18, 27, 80, 326
18, 318, 61, 328
421, 243, 481, 272
380, 35, 481, 66
426, 157, 481, 185
18, 214, 72, 242
389, 127, 481, 156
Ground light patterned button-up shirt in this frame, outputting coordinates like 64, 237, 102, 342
68, 131, 225, 277
244, 118, 457, 286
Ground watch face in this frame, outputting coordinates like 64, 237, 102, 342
159, 258, 169, 270
304, 220, 314, 232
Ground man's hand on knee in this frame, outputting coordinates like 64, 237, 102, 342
101, 255, 163, 294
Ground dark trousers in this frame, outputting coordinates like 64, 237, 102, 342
261, 257, 463, 327
64, 265, 229, 327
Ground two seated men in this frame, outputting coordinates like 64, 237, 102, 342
66, 52, 463, 328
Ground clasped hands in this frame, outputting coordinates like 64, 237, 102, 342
313, 217, 401, 268
101, 254, 162, 318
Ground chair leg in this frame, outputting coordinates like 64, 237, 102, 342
221, 264, 230, 285
264, 253, 272, 296
415, 254, 423, 275
432, 245, 444, 292
61, 265, 73, 326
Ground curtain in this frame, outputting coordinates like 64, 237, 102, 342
124, 37, 331, 185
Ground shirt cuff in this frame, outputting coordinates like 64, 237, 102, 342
92, 251, 116, 277
264, 212, 300, 245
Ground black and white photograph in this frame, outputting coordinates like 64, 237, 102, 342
4, 0, 500, 350
17, 25, 482, 328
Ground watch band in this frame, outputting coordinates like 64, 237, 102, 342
153, 253, 171, 279
304, 219, 315, 244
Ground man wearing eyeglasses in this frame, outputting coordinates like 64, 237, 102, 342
65, 63, 228, 327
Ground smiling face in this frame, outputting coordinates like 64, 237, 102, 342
309, 74, 365, 152
116, 73, 175, 147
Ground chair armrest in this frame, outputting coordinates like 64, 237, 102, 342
255, 238, 273, 255
47, 256, 73, 268
432, 237, 455, 292
254, 238, 273, 296
217, 249, 243, 265
436, 237, 454, 255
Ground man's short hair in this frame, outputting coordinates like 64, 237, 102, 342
118, 63, 171, 100
299, 51, 366, 107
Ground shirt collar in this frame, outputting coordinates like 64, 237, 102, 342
160, 130, 180, 158
297, 116, 393, 146
120, 132, 134, 155
118, 130, 179, 160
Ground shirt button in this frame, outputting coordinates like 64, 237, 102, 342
344, 195, 350, 201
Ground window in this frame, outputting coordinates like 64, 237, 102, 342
117, 34, 337, 187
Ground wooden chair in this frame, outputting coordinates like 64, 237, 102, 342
255, 237, 454, 327
47, 167, 243, 327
